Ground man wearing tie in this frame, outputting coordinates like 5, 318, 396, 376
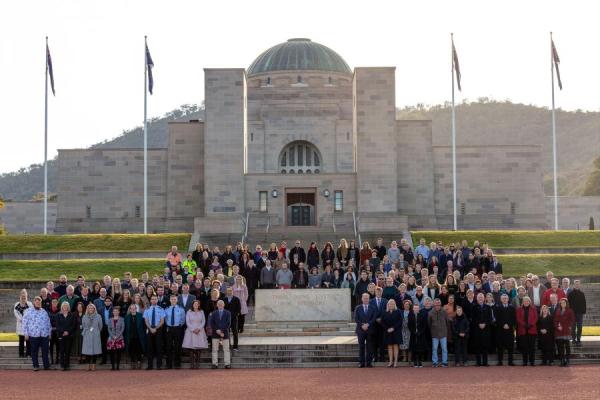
494, 293, 516, 366
143, 295, 166, 370
370, 287, 388, 363
355, 293, 377, 368
224, 287, 242, 350
165, 295, 185, 369
208, 300, 232, 369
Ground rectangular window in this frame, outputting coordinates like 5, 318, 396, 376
135, 205, 141, 218
86, 205, 92, 219
510, 202, 516, 215
334, 190, 343, 212
460, 202, 466, 215
259, 191, 268, 213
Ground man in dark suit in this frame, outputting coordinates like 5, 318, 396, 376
494, 294, 516, 365
177, 283, 196, 312
223, 287, 241, 350
288, 240, 306, 272
369, 287, 388, 363
355, 293, 377, 368
208, 300, 232, 369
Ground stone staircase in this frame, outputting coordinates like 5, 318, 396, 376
1, 340, 599, 369
241, 321, 355, 337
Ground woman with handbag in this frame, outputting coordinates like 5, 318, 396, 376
106, 306, 125, 370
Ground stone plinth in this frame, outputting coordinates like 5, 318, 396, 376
255, 289, 351, 322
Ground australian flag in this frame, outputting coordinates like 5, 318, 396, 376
46, 43, 55, 96
452, 39, 461, 92
146, 43, 154, 95
551, 39, 562, 90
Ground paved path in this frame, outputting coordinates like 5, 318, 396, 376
0, 366, 598, 400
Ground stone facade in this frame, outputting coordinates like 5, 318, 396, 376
50, 38, 587, 235
0, 202, 56, 234
545, 196, 600, 230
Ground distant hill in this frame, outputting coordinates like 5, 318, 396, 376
0, 104, 203, 201
0, 100, 598, 201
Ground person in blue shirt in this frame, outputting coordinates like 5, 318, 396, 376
415, 238, 430, 262
22, 296, 52, 371
143, 295, 165, 370
164, 294, 185, 369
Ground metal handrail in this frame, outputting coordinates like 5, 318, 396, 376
332, 213, 336, 233
266, 215, 271, 233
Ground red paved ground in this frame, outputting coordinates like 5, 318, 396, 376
1, 366, 599, 399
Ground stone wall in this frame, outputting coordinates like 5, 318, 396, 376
246, 71, 354, 174
203, 69, 247, 216
166, 121, 204, 232
545, 196, 600, 230
432, 145, 547, 229
0, 201, 56, 234
243, 173, 357, 228
396, 120, 436, 228
55, 148, 168, 233
353, 67, 398, 213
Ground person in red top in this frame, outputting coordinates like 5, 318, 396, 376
515, 296, 538, 366
541, 278, 566, 306
554, 298, 575, 367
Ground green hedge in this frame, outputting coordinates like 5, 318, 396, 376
0, 259, 164, 282
0, 233, 191, 253
411, 230, 600, 249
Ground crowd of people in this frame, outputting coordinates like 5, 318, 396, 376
14, 237, 588, 371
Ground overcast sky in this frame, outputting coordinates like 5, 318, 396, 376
0, 0, 598, 174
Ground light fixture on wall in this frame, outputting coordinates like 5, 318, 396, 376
323, 189, 330, 198
271, 189, 279, 198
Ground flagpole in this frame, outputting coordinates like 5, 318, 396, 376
451, 33, 457, 231
44, 36, 49, 235
550, 32, 559, 231
143, 36, 148, 234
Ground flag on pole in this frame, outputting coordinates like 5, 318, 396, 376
551, 39, 562, 90
452, 38, 461, 91
145, 43, 154, 95
46, 43, 55, 96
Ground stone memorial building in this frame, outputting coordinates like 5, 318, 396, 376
55, 38, 552, 235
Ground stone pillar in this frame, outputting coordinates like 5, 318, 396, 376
203, 69, 247, 216
353, 67, 397, 213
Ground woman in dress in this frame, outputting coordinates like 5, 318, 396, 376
81, 303, 103, 371
381, 299, 402, 367
55, 301, 76, 370
124, 303, 146, 369
399, 299, 412, 362
537, 305, 555, 365
119, 290, 132, 318
516, 296, 538, 366
232, 275, 248, 333
183, 300, 208, 369
107, 306, 125, 370
14, 289, 32, 358
554, 297, 575, 367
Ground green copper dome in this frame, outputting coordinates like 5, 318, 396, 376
247, 38, 351, 76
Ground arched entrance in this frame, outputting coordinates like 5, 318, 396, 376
286, 190, 316, 226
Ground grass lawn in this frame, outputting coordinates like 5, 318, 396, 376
0, 259, 164, 282
501, 254, 600, 277
0, 233, 191, 253
412, 230, 600, 249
